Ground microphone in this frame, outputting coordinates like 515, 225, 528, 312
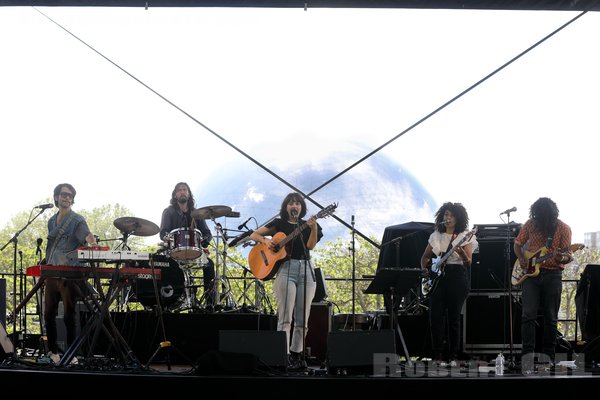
36, 238, 43, 255
291, 209, 298, 217
500, 206, 517, 215
238, 217, 252, 230
229, 229, 253, 247
35, 203, 54, 210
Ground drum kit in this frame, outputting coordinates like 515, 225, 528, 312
113, 205, 251, 313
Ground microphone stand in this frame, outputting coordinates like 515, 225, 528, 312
350, 215, 356, 331
0, 207, 47, 359
297, 221, 312, 370
503, 211, 517, 371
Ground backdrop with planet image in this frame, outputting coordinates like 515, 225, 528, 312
194, 147, 438, 252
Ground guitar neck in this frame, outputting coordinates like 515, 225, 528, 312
278, 222, 309, 248
536, 246, 569, 263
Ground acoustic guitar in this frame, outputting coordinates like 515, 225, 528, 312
248, 203, 337, 280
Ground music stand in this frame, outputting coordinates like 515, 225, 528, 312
364, 268, 422, 363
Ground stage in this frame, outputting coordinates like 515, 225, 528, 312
0, 357, 598, 397
2, 307, 600, 397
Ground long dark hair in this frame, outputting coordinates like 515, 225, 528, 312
170, 182, 196, 209
530, 197, 559, 236
434, 202, 469, 233
279, 192, 307, 219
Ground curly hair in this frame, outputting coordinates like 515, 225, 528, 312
434, 202, 469, 233
279, 192, 307, 219
530, 197, 559, 236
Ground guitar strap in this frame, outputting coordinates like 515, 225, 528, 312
442, 233, 457, 256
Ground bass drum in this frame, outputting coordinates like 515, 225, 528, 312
132, 254, 185, 310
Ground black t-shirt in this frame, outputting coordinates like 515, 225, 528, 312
265, 218, 323, 260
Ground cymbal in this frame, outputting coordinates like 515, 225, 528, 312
113, 217, 159, 237
191, 205, 232, 220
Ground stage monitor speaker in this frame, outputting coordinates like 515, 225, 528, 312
219, 330, 287, 368
471, 239, 516, 291
327, 329, 396, 371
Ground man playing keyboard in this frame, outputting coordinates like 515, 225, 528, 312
43, 183, 97, 365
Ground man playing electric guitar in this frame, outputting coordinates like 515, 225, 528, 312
513, 197, 573, 373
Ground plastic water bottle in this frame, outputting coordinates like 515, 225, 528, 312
495, 353, 505, 376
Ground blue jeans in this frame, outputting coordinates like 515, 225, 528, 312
521, 269, 562, 361
274, 259, 316, 354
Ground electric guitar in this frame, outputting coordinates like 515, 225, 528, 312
511, 243, 584, 286
421, 226, 478, 297
248, 203, 337, 280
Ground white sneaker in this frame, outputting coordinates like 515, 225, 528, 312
48, 352, 61, 364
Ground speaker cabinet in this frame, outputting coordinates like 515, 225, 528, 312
576, 264, 600, 342
219, 330, 287, 367
327, 329, 396, 371
305, 302, 332, 362
471, 239, 516, 291
463, 291, 522, 353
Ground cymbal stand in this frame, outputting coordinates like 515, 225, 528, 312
113, 233, 134, 310
144, 256, 193, 370
211, 220, 236, 310
236, 266, 273, 314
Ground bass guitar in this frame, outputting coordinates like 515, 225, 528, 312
248, 203, 337, 280
421, 226, 478, 297
511, 243, 584, 286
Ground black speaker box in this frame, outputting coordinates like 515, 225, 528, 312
372, 313, 431, 358
327, 329, 396, 370
305, 302, 332, 362
471, 239, 516, 291
219, 330, 287, 368
576, 264, 600, 342
463, 291, 522, 352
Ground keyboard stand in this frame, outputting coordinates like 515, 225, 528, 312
59, 263, 141, 368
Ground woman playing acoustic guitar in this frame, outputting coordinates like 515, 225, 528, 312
249, 192, 323, 370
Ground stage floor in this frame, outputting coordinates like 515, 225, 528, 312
0, 356, 598, 397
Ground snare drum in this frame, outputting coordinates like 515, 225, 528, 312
167, 228, 203, 260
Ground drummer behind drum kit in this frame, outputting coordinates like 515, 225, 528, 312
113, 205, 258, 313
